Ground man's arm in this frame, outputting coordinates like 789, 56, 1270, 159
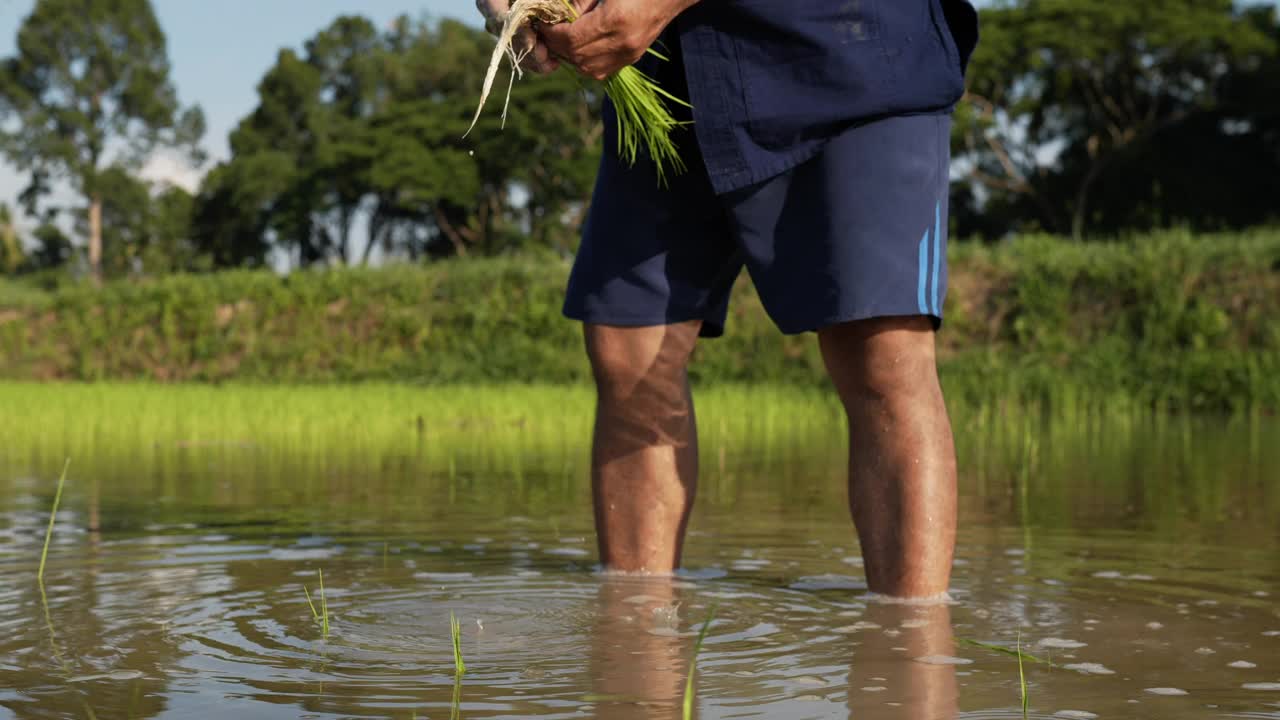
539, 0, 701, 81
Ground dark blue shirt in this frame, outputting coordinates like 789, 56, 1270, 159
670, 0, 979, 195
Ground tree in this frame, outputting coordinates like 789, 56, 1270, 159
0, 0, 204, 282
26, 222, 73, 271
957, 0, 1276, 239
192, 16, 603, 268
72, 166, 199, 275
189, 161, 275, 269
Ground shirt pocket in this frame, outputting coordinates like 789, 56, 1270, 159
729, 0, 896, 148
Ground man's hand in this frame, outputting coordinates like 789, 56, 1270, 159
475, 0, 559, 74
539, 0, 699, 81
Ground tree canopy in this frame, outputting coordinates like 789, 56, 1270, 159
0, 0, 204, 280
1, 0, 1279, 278
955, 0, 1279, 239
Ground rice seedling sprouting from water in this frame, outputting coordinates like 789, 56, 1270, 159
1017, 630, 1029, 718
37, 458, 70, 584
450, 675, 463, 720
466, 0, 690, 185
303, 569, 330, 639
451, 610, 467, 676
682, 604, 717, 720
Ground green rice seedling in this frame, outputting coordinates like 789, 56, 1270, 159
450, 675, 463, 720
451, 610, 466, 676
1017, 630, 1029, 718
320, 570, 329, 638
467, 0, 690, 184
37, 458, 70, 583
303, 570, 330, 639
956, 637, 1053, 666
682, 604, 717, 720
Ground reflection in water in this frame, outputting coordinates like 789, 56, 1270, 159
588, 576, 689, 720
848, 601, 959, 720
585, 581, 964, 720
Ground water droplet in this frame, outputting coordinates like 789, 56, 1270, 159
1243, 683, 1280, 691
1145, 687, 1189, 696
1146, 622, 1164, 630
1054, 711, 1099, 719
1228, 660, 1257, 669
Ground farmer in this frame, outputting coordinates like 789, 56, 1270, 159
477, 0, 979, 599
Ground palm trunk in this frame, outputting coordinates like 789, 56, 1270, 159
88, 195, 103, 284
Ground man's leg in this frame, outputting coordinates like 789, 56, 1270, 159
585, 321, 702, 573
818, 316, 957, 598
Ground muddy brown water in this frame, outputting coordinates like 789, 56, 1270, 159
1, 413, 1278, 719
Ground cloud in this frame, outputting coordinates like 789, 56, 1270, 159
138, 150, 208, 194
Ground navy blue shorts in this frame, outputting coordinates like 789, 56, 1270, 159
564, 102, 953, 338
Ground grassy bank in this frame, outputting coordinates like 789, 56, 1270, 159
2, 230, 1278, 411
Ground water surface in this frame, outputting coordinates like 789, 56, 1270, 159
2, 404, 1278, 719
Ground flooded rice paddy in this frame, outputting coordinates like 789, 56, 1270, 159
1, 385, 1278, 719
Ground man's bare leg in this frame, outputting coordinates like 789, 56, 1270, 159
819, 316, 957, 598
585, 322, 702, 573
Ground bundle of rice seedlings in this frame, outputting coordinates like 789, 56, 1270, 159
466, 0, 690, 184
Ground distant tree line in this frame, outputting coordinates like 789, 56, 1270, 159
1, 0, 1277, 279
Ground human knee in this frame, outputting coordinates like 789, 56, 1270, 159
820, 316, 939, 400
586, 322, 696, 394
583, 324, 696, 430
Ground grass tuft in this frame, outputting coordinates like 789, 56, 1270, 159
682, 604, 717, 720
37, 458, 70, 584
